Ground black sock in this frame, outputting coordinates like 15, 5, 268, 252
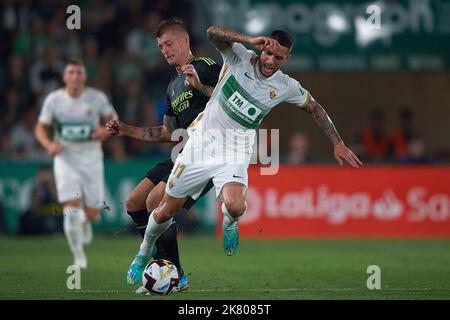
127, 209, 149, 238
155, 221, 184, 276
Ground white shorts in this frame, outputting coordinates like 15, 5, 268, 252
53, 156, 105, 208
165, 138, 249, 200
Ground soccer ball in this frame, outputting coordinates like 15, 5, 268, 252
142, 259, 180, 295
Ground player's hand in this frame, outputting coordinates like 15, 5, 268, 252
91, 126, 110, 141
46, 142, 61, 156
106, 120, 131, 137
248, 36, 280, 52
181, 64, 202, 90
334, 141, 363, 168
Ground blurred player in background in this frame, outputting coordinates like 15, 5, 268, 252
106, 18, 221, 292
35, 58, 118, 269
126, 25, 363, 284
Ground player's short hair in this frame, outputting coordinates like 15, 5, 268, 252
270, 29, 294, 52
155, 18, 188, 38
65, 57, 85, 67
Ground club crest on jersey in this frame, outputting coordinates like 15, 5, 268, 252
169, 179, 175, 190
269, 89, 277, 99
184, 78, 189, 86
86, 107, 92, 115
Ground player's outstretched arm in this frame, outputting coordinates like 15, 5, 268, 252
106, 116, 176, 143
207, 26, 280, 52
301, 96, 363, 168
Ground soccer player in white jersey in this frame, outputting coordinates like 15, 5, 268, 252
35, 58, 118, 269
126, 26, 362, 284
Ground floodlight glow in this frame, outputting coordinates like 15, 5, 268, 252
327, 14, 349, 32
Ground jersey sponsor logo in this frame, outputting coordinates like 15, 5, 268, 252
171, 90, 194, 114
218, 75, 269, 129
227, 91, 262, 121
59, 124, 92, 142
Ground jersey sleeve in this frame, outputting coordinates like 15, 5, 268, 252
38, 93, 54, 125
220, 43, 254, 65
98, 92, 118, 119
196, 59, 222, 87
284, 77, 310, 108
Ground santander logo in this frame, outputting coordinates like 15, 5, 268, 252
241, 186, 449, 225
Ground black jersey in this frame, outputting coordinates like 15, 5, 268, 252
165, 56, 222, 129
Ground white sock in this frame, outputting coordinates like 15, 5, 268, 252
139, 211, 173, 257
63, 207, 84, 256
221, 202, 244, 228
79, 208, 94, 245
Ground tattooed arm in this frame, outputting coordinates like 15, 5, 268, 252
302, 97, 343, 147
140, 115, 177, 142
106, 115, 177, 143
302, 96, 363, 168
206, 26, 280, 52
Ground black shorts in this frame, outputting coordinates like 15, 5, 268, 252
144, 158, 174, 185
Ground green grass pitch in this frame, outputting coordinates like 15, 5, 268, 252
1, 234, 450, 300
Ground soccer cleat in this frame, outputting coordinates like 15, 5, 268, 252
178, 272, 190, 291
135, 285, 149, 294
74, 251, 87, 269
126, 252, 150, 286
222, 223, 239, 256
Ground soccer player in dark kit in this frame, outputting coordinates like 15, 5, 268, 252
106, 18, 221, 294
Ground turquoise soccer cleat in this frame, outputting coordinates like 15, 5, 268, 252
178, 272, 190, 291
126, 252, 150, 286
222, 222, 239, 256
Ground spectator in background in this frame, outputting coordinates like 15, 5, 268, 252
358, 108, 392, 162
83, 37, 101, 87
82, 0, 118, 52
399, 138, 435, 164
285, 132, 316, 164
13, 13, 54, 60
18, 166, 62, 235
5, 54, 31, 105
1, 87, 22, 130
8, 108, 48, 161
126, 11, 168, 96
391, 107, 420, 160
30, 47, 64, 96
104, 137, 128, 162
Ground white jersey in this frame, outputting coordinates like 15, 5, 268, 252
198, 43, 310, 159
38, 87, 117, 165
